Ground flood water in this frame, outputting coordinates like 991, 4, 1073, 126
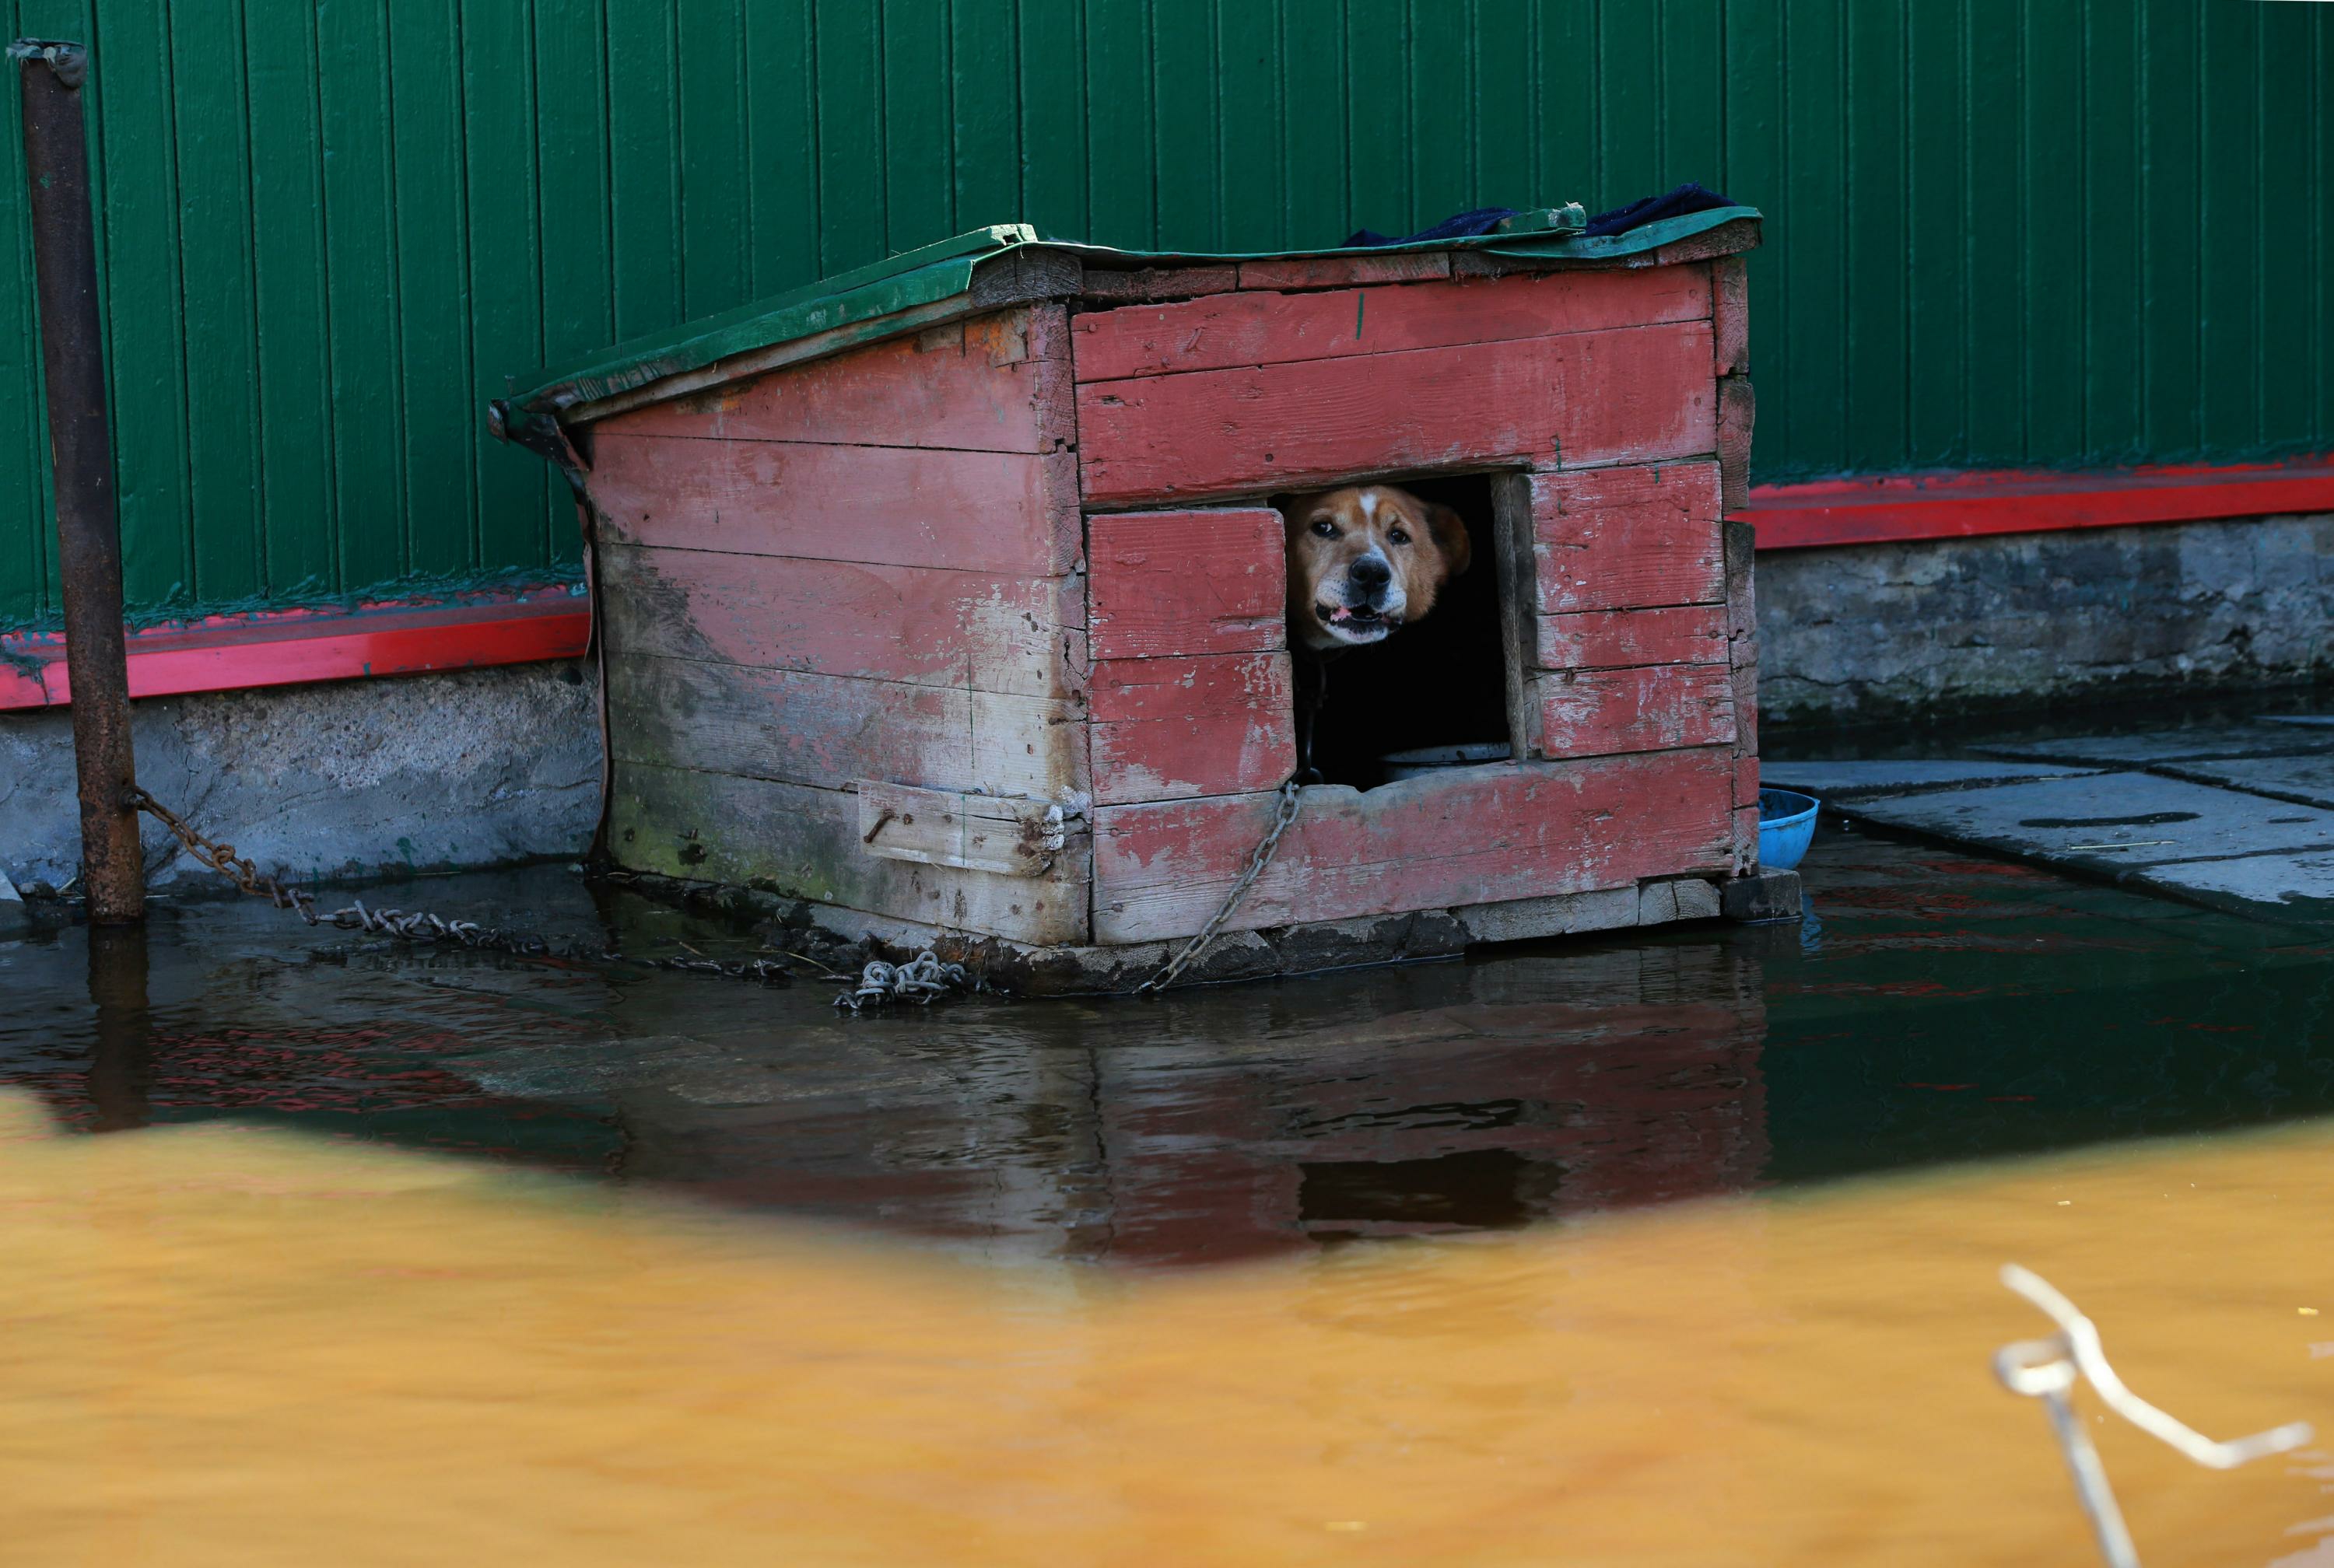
5, 825, 2334, 1562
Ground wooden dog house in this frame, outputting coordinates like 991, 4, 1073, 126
491, 210, 1793, 992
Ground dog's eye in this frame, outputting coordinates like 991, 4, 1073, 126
1309, 518, 1337, 537
1388, 526, 1411, 545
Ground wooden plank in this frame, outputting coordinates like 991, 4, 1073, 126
1733, 754, 1761, 812
1536, 664, 1737, 758
605, 653, 1085, 800
1524, 464, 1726, 615
1717, 376, 1755, 516
1533, 606, 1728, 671
1722, 519, 1758, 662
1089, 652, 1297, 805
858, 781, 1068, 877
1712, 255, 1748, 376
610, 761, 1090, 947
1091, 747, 1735, 944
677, 0, 751, 316
1071, 268, 1713, 383
604, 304, 1074, 453
1235, 253, 1453, 291
1078, 322, 1718, 509
587, 435, 1080, 574
1732, 804, 1761, 877
1077, 264, 1242, 303
1086, 509, 1287, 659
597, 544, 1086, 699
1731, 662, 1760, 783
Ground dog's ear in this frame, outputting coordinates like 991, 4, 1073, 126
1424, 503, 1471, 577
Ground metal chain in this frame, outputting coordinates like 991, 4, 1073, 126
131, 784, 813, 986
835, 950, 972, 1012
1136, 777, 1303, 996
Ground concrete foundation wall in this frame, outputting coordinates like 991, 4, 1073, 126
2, 662, 601, 894
1757, 514, 2334, 726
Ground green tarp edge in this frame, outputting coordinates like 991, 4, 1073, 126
504, 206, 1759, 419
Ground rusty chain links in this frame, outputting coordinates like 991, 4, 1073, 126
123, 783, 797, 982
1136, 776, 1303, 996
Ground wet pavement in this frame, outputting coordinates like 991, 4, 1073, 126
1770, 711, 2334, 918
5, 824, 2332, 1267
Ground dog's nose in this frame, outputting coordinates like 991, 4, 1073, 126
1348, 555, 1392, 590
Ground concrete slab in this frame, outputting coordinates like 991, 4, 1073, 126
1976, 723, 2333, 767
2157, 754, 2334, 812
1759, 759, 2101, 800
1834, 772, 2334, 919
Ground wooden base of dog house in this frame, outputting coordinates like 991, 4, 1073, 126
611, 866, 1803, 997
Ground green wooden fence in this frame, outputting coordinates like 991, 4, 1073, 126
5, 0, 2330, 627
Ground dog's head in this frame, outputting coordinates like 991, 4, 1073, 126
1278, 484, 1472, 653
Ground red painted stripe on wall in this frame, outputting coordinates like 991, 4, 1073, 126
7, 457, 2329, 710
0, 586, 587, 712
1744, 457, 2334, 549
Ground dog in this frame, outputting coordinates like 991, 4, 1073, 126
1278, 483, 1471, 654
1277, 484, 1473, 775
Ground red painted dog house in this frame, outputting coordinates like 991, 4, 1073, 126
492, 212, 1786, 991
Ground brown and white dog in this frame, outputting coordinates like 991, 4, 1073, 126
1278, 483, 1471, 653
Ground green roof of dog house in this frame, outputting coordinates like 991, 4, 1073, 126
495, 206, 1762, 429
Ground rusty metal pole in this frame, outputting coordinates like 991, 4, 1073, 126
12, 39, 142, 922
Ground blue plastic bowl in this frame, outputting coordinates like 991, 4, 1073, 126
1758, 788, 1820, 871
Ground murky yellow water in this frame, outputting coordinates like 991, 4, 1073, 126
4, 1088, 2329, 1567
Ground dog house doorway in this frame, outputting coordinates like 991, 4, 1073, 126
1294, 472, 1512, 790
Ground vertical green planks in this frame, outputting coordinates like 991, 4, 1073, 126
882, 0, 953, 252
2022, 1, 2083, 463
315, 0, 404, 593
678, 0, 751, 320
2080, 0, 2141, 461
244, 0, 338, 595
746, 0, 819, 299
6, 0, 2334, 631
1344, 0, 1410, 236
170, 0, 262, 602
1084, 0, 1153, 245
1596, 0, 1658, 207
1017, 0, 1087, 242
2139, 0, 2201, 458
950, 0, 1018, 244
1780, 0, 1845, 471
605, 0, 682, 338
1407, 0, 1469, 220
387, 0, 475, 578
461, 0, 546, 578
2254, 3, 2315, 455
1152, 2, 1219, 250
1215, 0, 1281, 250
1278, 0, 1344, 248
1841, 0, 1905, 472
1961, 0, 2024, 463
91, 0, 194, 606
2197, 0, 2259, 453
1472, 0, 1533, 212
1905, 0, 1964, 467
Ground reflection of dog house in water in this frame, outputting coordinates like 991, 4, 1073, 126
490, 211, 1793, 992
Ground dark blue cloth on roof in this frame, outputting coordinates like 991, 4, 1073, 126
1341, 184, 1734, 247
1581, 181, 1733, 237
1342, 207, 1518, 247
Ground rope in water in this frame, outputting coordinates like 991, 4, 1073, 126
1993, 1262, 2312, 1568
